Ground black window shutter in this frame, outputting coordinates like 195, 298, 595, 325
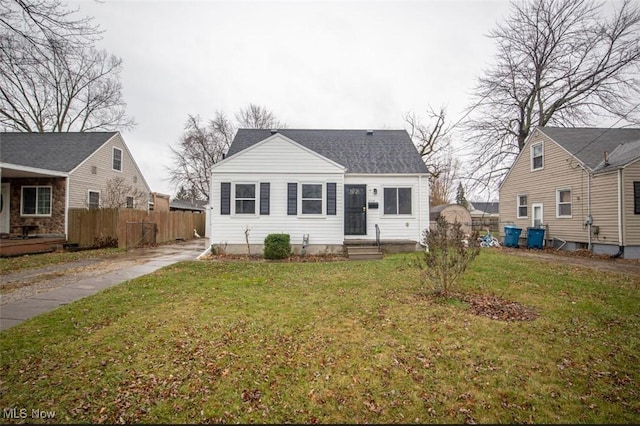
260, 183, 270, 215
287, 183, 297, 215
326, 182, 336, 215
634, 181, 640, 214
221, 182, 231, 215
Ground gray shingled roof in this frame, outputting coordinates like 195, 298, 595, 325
170, 199, 207, 211
0, 132, 117, 172
469, 201, 499, 215
227, 129, 429, 174
538, 127, 640, 171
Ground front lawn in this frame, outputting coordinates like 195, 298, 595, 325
1, 251, 638, 424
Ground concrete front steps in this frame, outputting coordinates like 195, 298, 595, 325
345, 245, 383, 260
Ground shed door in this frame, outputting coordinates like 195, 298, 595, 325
344, 185, 366, 235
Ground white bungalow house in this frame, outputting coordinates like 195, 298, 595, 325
206, 129, 430, 255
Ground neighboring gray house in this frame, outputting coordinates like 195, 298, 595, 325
0, 132, 151, 238
207, 129, 430, 254
500, 126, 640, 258
469, 201, 500, 233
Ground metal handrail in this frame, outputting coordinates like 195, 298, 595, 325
375, 224, 381, 253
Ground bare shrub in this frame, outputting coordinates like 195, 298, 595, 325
415, 216, 480, 297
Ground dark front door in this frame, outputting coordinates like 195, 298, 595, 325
344, 185, 366, 235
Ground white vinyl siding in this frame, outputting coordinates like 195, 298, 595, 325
346, 175, 428, 242
623, 162, 640, 244
209, 135, 430, 248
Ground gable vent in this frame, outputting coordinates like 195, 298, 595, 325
366, 130, 374, 135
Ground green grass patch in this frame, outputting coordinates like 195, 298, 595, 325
0, 248, 124, 274
1, 251, 639, 423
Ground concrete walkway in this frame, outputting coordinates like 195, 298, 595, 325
0, 239, 205, 331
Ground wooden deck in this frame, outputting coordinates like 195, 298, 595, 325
0, 237, 67, 258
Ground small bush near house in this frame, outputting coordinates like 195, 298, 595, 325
264, 233, 291, 260
415, 216, 480, 296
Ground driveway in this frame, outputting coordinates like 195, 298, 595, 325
0, 239, 206, 331
501, 247, 640, 276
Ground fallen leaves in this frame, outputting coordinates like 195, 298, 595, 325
461, 293, 539, 322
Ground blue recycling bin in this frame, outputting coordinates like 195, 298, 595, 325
527, 227, 545, 249
504, 226, 522, 248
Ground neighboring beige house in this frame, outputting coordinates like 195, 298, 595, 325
499, 126, 640, 259
0, 132, 151, 238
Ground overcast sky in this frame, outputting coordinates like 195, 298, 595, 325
70, 0, 515, 199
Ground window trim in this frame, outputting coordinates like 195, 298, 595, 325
531, 142, 544, 171
112, 147, 123, 172
382, 186, 413, 216
517, 194, 528, 219
88, 190, 100, 210
20, 185, 52, 217
556, 188, 572, 218
233, 182, 257, 216
300, 183, 324, 216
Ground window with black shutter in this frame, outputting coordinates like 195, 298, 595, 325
326, 182, 336, 215
287, 183, 297, 215
260, 183, 270, 215
220, 182, 231, 215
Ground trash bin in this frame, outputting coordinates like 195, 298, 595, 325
526, 227, 545, 249
504, 226, 522, 248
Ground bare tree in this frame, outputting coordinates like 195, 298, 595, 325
463, 0, 640, 191
168, 104, 286, 200
168, 113, 234, 201
404, 106, 449, 179
405, 106, 463, 206
0, 0, 134, 132
0, 0, 100, 55
102, 176, 148, 209
235, 103, 287, 129
429, 147, 460, 206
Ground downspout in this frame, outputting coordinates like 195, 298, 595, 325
64, 175, 70, 239
612, 169, 624, 258
587, 170, 592, 251
418, 175, 423, 238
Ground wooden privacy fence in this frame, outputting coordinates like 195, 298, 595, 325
67, 208, 206, 249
